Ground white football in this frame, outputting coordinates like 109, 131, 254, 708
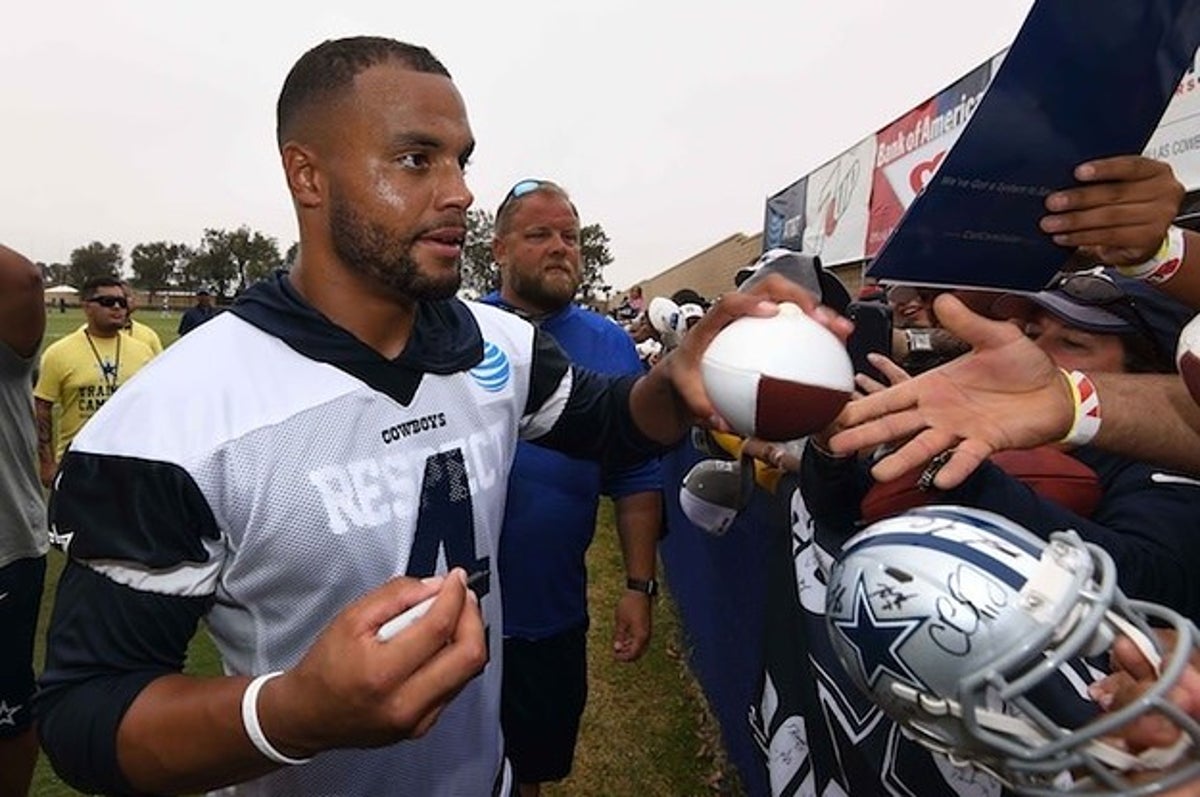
700, 303, 853, 441
1177, 312, 1200, 406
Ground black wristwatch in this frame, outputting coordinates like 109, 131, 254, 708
626, 577, 659, 597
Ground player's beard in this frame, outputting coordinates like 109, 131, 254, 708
328, 188, 461, 302
508, 261, 580, 314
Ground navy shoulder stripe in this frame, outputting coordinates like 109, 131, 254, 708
50, 451, 220, 567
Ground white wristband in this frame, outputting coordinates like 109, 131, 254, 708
241, 671, 313, 766
1058, 369, 1102, 447
1118, 225, 1185, 284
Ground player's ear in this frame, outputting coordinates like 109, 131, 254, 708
491, 236, 506, 272
282, 142, 323, 209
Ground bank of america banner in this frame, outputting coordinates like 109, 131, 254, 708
800, 135, 876, 265
765, 16, 1200, 270
763, 177, 807, 252
865, 60, 993, 258
867, 0, 1200, 291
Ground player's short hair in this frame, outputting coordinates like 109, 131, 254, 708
81, 275, 124, 300
276, 36, 452, 147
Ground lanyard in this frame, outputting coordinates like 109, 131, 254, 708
84, 330, 122, 393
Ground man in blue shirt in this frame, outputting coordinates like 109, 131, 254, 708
483, 179, 663, 797
177, 287, 217, 336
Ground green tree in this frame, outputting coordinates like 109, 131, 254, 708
578, 223, 614, 307
284, 241, 300, 269
130, 241, 192, 299
188, 227, 283, 297
68, 241, 122, 288
45, 262, 70, 286
42, 261, 69, 286
458, 208, 497, 299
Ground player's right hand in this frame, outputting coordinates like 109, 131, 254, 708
255, 568, 486, 757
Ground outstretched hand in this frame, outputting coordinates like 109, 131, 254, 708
1041, 155, 1184, 267
828, 294, 1073, 489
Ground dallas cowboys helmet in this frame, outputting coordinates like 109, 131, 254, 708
825, 505, 1200, 795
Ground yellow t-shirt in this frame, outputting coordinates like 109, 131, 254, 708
34, 328, 156, 458
126, 319, 163, 355
76, 319, 164, 356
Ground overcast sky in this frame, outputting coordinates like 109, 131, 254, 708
3, 0, 1036, 290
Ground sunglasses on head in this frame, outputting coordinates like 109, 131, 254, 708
88, 295, 128, 309
1050, 271, 1125, 306
1050, 271, 1166, 360
496, 179, 550, 217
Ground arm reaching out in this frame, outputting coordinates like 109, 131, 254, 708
829, 294, 1071, 488
629, 274, 852, 444
1041, 155, 1200, 309
830, 294, 1200, 487
1041, 155, 1183, 267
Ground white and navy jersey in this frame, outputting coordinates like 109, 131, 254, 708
36, 275, 657, 796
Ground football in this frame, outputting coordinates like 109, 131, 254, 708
859, 445, 1104, 524
1177, 312, 1200, 406
700, 302, 853, 441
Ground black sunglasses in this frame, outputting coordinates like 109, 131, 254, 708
1050, 271, 1165, 359
87, 295, 129, 309
1050, 271, 1125, 306
496, 179, 550, 218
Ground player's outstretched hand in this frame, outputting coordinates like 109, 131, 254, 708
829, 294, 1072, 489
259, 568, 486, 756
1041, 155, 1184, 267
661, 273, 854, 430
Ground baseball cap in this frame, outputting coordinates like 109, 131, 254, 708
647, 296, 681, 337
736, 248, 851, 314
992, 267, 1194, 369
671, 288, 709, 310
195, 287, 211, 296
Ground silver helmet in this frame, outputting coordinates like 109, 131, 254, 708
825, 505, 1200, 795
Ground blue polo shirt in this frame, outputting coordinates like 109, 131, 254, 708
482, 293, 662, 638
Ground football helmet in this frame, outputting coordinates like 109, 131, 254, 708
825, 505, 1200, 795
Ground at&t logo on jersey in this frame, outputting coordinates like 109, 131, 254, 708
470, 341, 510, 393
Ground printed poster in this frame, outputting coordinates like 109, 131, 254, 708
866, 0, 1200, 291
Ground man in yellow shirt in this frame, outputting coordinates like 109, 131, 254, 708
71, 282, 164, 356
34, 276, 155, 487
121, 282, 163, 355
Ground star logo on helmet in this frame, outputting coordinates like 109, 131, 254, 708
832, 576, 928, 691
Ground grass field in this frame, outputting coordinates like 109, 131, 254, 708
29, 308, 736, 796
